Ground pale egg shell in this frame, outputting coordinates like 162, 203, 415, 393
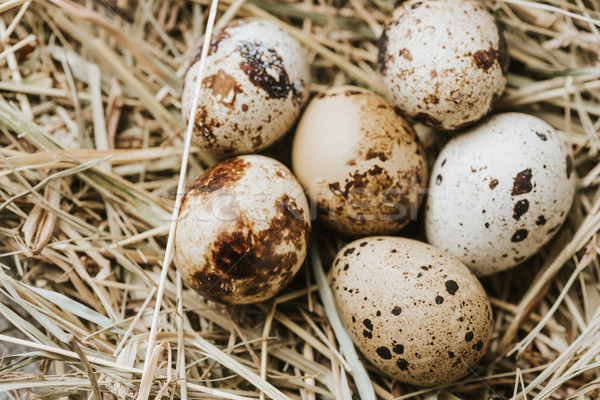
291, 86, 428, 236
182, 18, 311, 157
425, 113, 576, 276
378, 0, 508, 130
332, 237, 493, 386
174, 155, 311, 305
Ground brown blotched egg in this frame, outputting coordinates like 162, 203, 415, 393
292, 86, 428, 236
378, 0, 508, 130
174, 155, 311, 305
332, 237, 493, 386
425, 113, 576, 276
182, 18, 311, 157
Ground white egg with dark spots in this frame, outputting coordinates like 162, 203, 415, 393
174, 155, 311, 305
292, 86, 428, 236
378, 0, 508, 130
332, 237, 492, 386
182, 18, 311, 157
425, 113, 576, 276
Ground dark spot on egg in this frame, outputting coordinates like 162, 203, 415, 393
363, 330, 373, 339
465, 331, 474, 342
471, 48, 499, 71
391, 306, 402, 316
365, 149, 389, 162
344, 248, 355, 256
398, 48, 412, 61
535, 131, 547, 141
445, 280, 459, 295
448, 351, 455, 358
201, 69, 243, 108
536, 215, 547, 226
344, 89, 364, 96
511, 229, 528, 242
513, 199, 529, 220
512, 169, 532, 196
343, 264, 349, 271
363, 319, 373, 330
238, 40, 300, 103
489, 178, 498, 189
191, 157, 249, 194
474, 340, 484, 351
376, 347, 392, 360
393, 344, 404, 354
435, 296, 444, 304
424, 94, 440, 105
397, 358, 409, 370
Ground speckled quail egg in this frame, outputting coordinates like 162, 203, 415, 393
425, 113, 576, 276
174, 155, 311, 304
332, 237, 493, 386
182, 18, 311, 157
378, 0, 508, 130
291, 86, 428, 236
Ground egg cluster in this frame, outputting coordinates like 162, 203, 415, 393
174, 1, 575, 388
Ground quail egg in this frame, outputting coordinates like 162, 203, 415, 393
182, 18, 311, 156
292, 86, 428, 236
332, 236, 493, 386
425, 113, 576, 276
174, 155, 311, 304
378, 0, 508, 130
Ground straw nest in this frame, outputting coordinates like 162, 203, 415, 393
1, 0, 599, 399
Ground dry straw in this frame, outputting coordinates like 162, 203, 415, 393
0, 0, 599, 399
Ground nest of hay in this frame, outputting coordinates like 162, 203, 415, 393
1, 0, 599, 399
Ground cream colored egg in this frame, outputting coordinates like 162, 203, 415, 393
292, 86, 428, 236
378, 0, 508, 130
174, 155, 311, 305
332, 237, 493, 386
182, 18, 311, 157
425, 113, 576, 276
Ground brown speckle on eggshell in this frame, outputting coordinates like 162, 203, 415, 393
332, 237, 493, 386
174, 155, 311, 305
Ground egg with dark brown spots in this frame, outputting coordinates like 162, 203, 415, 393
378, 0, 508, 130
332, 237, 492, 386
182, 18, 311, 157
291, 86, 428, 236
174, 155, 311, 304
425, 113, 576, 276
